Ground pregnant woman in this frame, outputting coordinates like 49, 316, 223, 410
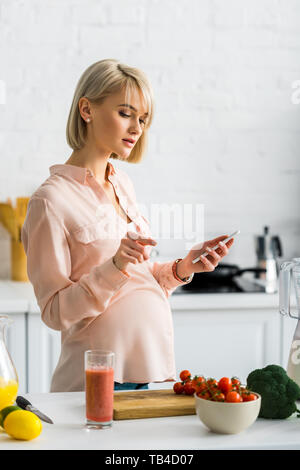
21, 59, 234, 392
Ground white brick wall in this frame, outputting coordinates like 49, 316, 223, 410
0, 0, 300, 278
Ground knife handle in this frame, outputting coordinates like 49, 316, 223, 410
16, 395, 32, 409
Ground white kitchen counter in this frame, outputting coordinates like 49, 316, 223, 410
0, 280, 288, 314
170, 289, 282, 310
0, 391, 300, 450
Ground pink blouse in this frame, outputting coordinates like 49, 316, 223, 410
21, 161, 189, 392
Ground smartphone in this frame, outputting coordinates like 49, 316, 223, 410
192, 230, 240, 264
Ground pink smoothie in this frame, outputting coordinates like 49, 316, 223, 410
85, 367, 114, 422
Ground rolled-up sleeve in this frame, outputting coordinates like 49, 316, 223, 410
147, 259, 187, 299
21, 197, 130, 332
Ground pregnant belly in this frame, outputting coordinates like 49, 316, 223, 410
87, 287, 174, 355
90, 289, 175, 380
99, 288, 171, 335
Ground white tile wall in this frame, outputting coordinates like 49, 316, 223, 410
0, 0, 300, 279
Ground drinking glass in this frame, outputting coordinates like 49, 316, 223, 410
85, 350, 115, 429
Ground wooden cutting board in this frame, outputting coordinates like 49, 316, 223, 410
113, 389, 196, 420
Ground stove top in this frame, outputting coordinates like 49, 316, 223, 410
174, 277, 266, 294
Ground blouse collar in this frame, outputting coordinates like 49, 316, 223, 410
49, 161, 116, 184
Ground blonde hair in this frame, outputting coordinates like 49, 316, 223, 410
66, 59, 155, 163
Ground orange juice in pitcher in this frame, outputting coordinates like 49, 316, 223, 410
0, 316, 18, 411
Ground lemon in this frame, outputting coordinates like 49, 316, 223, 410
4, 410, 42, 440
0, 405, 21, 428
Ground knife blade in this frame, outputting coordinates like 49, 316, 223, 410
16, 396, 54, 424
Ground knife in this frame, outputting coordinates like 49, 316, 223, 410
16, 396, 54, 424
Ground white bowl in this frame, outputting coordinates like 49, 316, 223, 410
194, 392, 261, 434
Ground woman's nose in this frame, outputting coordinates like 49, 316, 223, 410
130, 120, 142, 134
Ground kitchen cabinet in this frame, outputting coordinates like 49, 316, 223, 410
170, 291, 295, 384
172, 307, 280, 384
27, 313, 60, 393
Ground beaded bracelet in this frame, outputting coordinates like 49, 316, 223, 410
172, 258, 194, 283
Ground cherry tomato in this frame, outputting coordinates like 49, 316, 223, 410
195, 381, 208, 393
206, 378, 218, 389
212, 391, 225, 402
183, 381, 196, 395
191, 376, 204, 392
191, 375, 205, 388
242, 391, 257, 402
173, 382, 185, 394
225, 391, 243, 403
247, 393, 257, 402
231, 377, 241, 388
179, 370, 191, 382
197, 390, 211, 400
218, 377, 232, 394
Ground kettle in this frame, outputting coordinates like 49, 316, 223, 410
254, 226, 282, 293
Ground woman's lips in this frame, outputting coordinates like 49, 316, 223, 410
122, 139, 134, 147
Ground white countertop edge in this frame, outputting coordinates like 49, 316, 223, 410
0, 300, 29, 314
0, 280, 293, 314
169, 292, 282, 310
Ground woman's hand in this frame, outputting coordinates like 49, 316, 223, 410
113, 232, 157, 271
176, 235, 235, 279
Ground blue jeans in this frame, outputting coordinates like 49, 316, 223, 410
114, 382, 149, 391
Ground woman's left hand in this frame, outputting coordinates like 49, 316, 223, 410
176, 235, 235, 279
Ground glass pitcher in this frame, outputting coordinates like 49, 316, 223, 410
279, 258, 300, 319
0, 316, 18, 410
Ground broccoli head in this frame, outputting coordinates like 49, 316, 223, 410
246, 364, 300, 419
